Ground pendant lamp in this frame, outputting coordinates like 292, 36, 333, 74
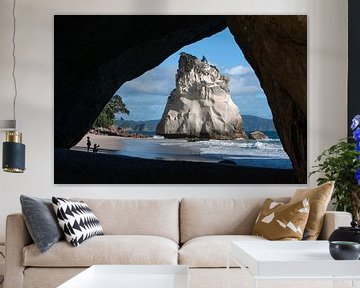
1, 0, 25, 173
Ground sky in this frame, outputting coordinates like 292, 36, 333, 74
116, 28, 273, 121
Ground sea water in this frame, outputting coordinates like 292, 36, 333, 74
114, 131, 293, 170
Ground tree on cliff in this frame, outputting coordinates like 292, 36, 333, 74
93, 95, 129, 128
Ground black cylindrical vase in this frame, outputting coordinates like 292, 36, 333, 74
2, 131, 25, 173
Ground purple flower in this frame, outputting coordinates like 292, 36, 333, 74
356, 168, 360, 186
352, 115, 360, 130
353, 128, 360, 142
351, 115, 360, 186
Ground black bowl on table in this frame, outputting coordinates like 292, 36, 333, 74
329, 241, 360, 260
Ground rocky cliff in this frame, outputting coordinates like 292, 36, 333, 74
156, 53, 246, 139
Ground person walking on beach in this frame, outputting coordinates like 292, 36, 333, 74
86, 136, 91, 152
93, 143, 100, 153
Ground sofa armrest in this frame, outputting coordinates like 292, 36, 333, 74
4, 213, 33, 288
318, 211, 352, 240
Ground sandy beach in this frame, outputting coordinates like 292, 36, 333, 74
76, 134, 219, 163
76, 134, 130, 152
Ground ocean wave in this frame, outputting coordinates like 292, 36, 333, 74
155, 138, 289, 160
117, 137, 292, 169
152, 135, 165, 140
199, 149, 289, 160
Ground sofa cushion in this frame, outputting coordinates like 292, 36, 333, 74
20, 195, 64, 253
252, 198, 310, 240
179, 235, 267, 268
23, 235, 178, 267
290, 181, 334, 240
72, 198, 179, 243
52, 197, 104, 247
180, 198, 288, 243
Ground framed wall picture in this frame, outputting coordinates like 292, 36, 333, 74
348, 0, 360, 138
54, 15, 307, 184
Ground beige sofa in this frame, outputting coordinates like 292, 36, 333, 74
4, 198, 352, 288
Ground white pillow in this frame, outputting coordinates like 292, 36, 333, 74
52, 197, 103, 246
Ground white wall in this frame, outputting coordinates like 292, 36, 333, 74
0, 0, 348, 242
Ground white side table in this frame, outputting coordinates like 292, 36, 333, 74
228, 241, 360, 288
58, 265, 189, 288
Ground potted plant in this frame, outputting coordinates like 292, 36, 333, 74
310, 115, 360, 222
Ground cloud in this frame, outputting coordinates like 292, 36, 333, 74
224, 65, 263, 97
118, 66, 177, 97
229, 78, 261, 96
115, 65, 177, 121
120, 94, 168, 121
223, 65, 272, 119
224, 65, 252, 76
232, 93, 273, 119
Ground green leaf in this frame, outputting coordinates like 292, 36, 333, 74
309, 138, 360, 215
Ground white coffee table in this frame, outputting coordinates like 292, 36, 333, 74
228, 241, 360, 288
57, 265, 189, 288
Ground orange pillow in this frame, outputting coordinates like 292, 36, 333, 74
289, 181, 334, 240
252, 198, 310, 240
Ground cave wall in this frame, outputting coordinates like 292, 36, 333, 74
0, 0, 348, 242
226, 16, 307, 183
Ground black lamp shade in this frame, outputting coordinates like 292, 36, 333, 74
3, 141, 25, 173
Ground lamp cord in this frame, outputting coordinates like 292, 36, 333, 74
12, 0, 17, 128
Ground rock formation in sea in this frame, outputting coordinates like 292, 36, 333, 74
249, 131, 269, 140
155, 53, 247, 139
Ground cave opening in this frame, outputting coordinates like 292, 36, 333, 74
103, 27, 293, 171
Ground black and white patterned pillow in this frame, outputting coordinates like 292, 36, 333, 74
52, 197, 104, 247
